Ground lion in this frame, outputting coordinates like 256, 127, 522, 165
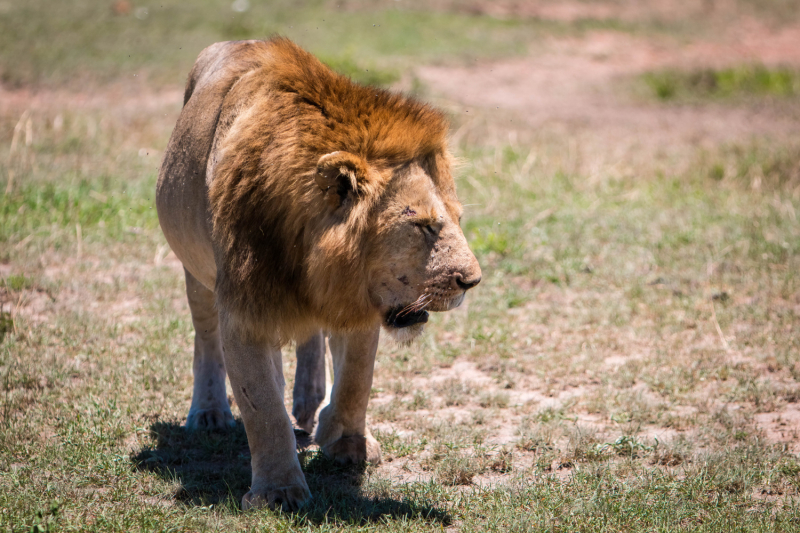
155, 38, 481, 511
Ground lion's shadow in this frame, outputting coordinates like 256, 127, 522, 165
131, 420, 450, 526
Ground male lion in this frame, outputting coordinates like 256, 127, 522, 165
156, 38, 481, 511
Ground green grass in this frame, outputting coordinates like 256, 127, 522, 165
643, 65, 800, 101
0, 0, 547, 89
2, 1, 800, 531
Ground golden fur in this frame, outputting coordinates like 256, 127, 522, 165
207, 38, 454, 341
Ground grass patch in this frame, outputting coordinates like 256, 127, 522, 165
0, 275, 33, 292
696, 142, 800, 191
643, 64, 800, 101
3, 114, 800, 529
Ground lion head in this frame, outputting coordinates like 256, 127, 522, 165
311, 150, 481, 343
208, 38, 480, 342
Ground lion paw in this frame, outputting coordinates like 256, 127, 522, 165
186, 408, 235, 431
242, 484, 311, 512
292, 398, 321, 433
323, 434, 382, 465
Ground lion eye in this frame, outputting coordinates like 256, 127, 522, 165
417, 223, 439, 237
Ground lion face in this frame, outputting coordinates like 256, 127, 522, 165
312, 153, 481, 341
365, 162, 481, 342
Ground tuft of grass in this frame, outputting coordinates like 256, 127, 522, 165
423, 445, 487, 486
488, 447, 513, 473
374, 429, 426, 459
478, 391, 509, 408
0, 311, 13, 344
0, 274, 33, 291
435, 378, 473, 407
643, 64, 800, 101
696, 142, 800, 191
517, 421, 556, 454
408, 390, 430, 410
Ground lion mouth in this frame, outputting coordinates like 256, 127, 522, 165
386, 308, 429, 328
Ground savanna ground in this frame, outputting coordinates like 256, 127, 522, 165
2, 0, 800, 531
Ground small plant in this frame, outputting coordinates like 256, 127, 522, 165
436, 378, 472, 407
1, 274, 33, 291
424, 445, 487, 486
489, 447, 513, 473
601, 435, 654, 458
408, 390, 429, 410
478, 391, 509, 408
0, 310, 13, 343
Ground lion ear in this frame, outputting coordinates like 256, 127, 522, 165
315, 151, 369, 211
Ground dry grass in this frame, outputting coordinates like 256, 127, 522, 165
2, 1, 800, 531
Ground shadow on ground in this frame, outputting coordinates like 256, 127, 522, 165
131, 420, 451, 526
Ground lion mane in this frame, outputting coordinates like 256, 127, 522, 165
206, 38, 452, 340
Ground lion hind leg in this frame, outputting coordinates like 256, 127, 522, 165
315, 326, 382, 465
184, 268, 235, 431
292, 330, 327, 433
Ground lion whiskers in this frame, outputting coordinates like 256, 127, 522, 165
396, 293, 433, 317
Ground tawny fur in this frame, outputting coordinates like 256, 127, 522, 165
207, 38, 454, 341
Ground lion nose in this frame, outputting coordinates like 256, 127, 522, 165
452, 272, 481, 291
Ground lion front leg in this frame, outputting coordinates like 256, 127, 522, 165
314, 326, 381, 465
219, 311, 311, 512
